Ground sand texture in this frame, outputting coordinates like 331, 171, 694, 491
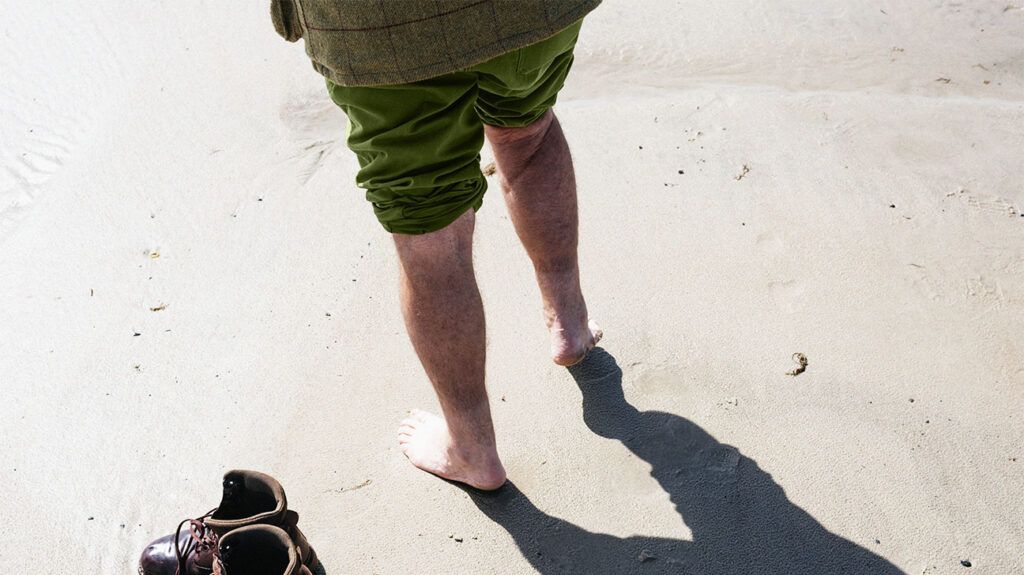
1, 1, 1022, 573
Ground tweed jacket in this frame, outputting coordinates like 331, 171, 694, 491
271, 0, 601, 86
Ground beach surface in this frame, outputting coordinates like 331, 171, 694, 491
1, 1, 1022, 573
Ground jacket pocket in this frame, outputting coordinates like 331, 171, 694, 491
270, 0, 303, 42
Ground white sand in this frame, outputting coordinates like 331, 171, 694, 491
2, 1, 1022, 573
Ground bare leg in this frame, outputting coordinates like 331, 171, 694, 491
394, 210, 507, 490
485, 110, 601, 366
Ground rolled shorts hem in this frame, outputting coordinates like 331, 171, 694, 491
372, 176, 486, 235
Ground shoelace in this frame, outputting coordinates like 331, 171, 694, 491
173, 508, 218, 575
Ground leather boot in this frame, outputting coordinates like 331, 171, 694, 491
138, 470, 319, 575
214, 524, 314, 575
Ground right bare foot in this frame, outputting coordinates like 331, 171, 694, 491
550, 319, 603, 366
398, 410, 507, 491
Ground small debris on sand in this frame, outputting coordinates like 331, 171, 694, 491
348, 479, 371, 491
935, 77, 952, 83
786, 353, 808, 376
482, 162, 497, 176
718, 397, 740, 409
961, 559, 972, 567
324, 479, 372, 494
735, 164, 751, 181
149, 303, 167, 312
638, 549, 656, 562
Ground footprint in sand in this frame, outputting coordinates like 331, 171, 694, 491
278, 91, 347, 184
1, 103, 80, 238
768, 279, 806, 314
948, 187, 1019, 218
755, 231, 806, 313
755, 231, 786, 257
964, 274, 1005, 309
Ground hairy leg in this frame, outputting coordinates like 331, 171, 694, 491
485, 110, 601, 366
393, 209, 506, 490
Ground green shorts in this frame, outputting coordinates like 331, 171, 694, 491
326, 20, 583, 234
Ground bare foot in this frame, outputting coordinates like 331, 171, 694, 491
550, 319, 603, 366
398, 410, 507, 491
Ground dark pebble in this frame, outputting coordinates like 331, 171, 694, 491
889, 204, 896, 208
961, 559, 972, 567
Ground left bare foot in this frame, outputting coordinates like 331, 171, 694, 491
398, 410, 507, 491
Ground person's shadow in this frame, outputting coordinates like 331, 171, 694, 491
468, 348, 905, 574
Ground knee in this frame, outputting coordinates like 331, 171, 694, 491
393, 210, 476, 274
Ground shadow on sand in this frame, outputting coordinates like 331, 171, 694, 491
467, 348, 905, 574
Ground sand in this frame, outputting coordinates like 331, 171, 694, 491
1, 1, 1022, 573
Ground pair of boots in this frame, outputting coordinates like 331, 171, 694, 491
139, 470, 319, 575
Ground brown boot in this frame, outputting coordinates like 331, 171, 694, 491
138, 470, 319, 575
214, 525, 314, 575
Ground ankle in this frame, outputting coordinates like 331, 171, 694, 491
540, 286, 587, 327
444, 412, 496, 451
548, 309, 587, 328
446, 435, 498, 463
